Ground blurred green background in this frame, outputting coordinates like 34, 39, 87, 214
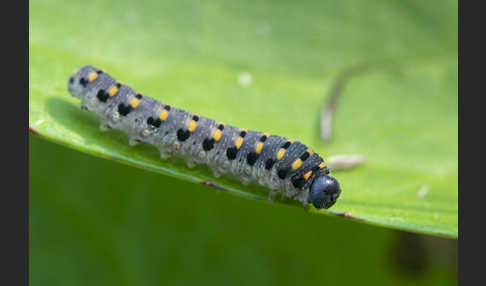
30, 0, 457, 284
30, 135, 457, 285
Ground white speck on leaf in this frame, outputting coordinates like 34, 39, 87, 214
256, 23, 272, 35
34, 119, 45, 127
124, 10, 138, 23
238, 72, 252, 88
418, 185, 429, 198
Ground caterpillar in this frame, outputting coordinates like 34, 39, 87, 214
68, 65, 341, 209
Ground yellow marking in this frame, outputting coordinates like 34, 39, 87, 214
255, 142, 264, 154
288, 139, 295, 143
276, 148, 286, 160
159, 110, 169, 121
129, 98, 140, 108
213, 129, 222, 141
235, 137, 244, 149
188, 120, 197, 132
108, 86, 118, 97
88, 72, 98, 82
307, 149, 314, 156
319, 163, 325, 169
291, 159, 303, 170
241, 128, 248, 133
304, 170, 313, 180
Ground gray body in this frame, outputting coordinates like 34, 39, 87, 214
68, 65, 340, 208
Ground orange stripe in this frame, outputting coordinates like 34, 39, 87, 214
304, 171, 313, 180
108, 86, 118, 97
255, 142, 264, 154
291, 159, 303, 170
235, 137, 244, 149
129, 98, 140, 108
88, 72, 98, 82
213, 129, 222, 141
188, 120, 197, 132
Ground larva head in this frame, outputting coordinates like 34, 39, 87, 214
308, 175, 341, 209
67, 65, 98, 99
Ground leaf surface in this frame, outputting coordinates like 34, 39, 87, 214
29, 0, 458, 237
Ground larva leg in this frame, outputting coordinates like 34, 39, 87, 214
159, 150, 171, 160
186, 158, 196, 169
240, 177, 251, 186
128, 137, 140, 146
99, 120, 111, 132
295, 190, 309, 204
268, 189, 278, 202
243, 165, 252, 177
173, 142, 182, 152
278, 191, 288, 201
141, 128, 152, 138
210, 167, 221, 178
196, 150, 207, 161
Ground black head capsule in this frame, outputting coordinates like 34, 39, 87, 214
308, 175, 341, 209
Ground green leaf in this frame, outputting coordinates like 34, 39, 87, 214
29, 0, 457, 237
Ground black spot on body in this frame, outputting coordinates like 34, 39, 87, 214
203, 138, 215, 151
135, 93, 142, 99
218, 124, 225, 131
79, 78, 88, 87
226, 146, 238, 160
282, 141, 292, 149
265, 159, 275, 170
192, 115, 199, 121
96, 90, 109, 102
300, 152, 310, 161
259, 135, 268, 142
118, 104, 133, 116
116, 83, 122, 88
147, 117, 161, 128
247, 152, 259, 166
239, 130, 247, 137
164, 105, 171, 111
292, 177, 306, 188
278, 169, 288, 179
177, 129, 190, 141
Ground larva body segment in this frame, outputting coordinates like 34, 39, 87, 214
68, 65, 342, 209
